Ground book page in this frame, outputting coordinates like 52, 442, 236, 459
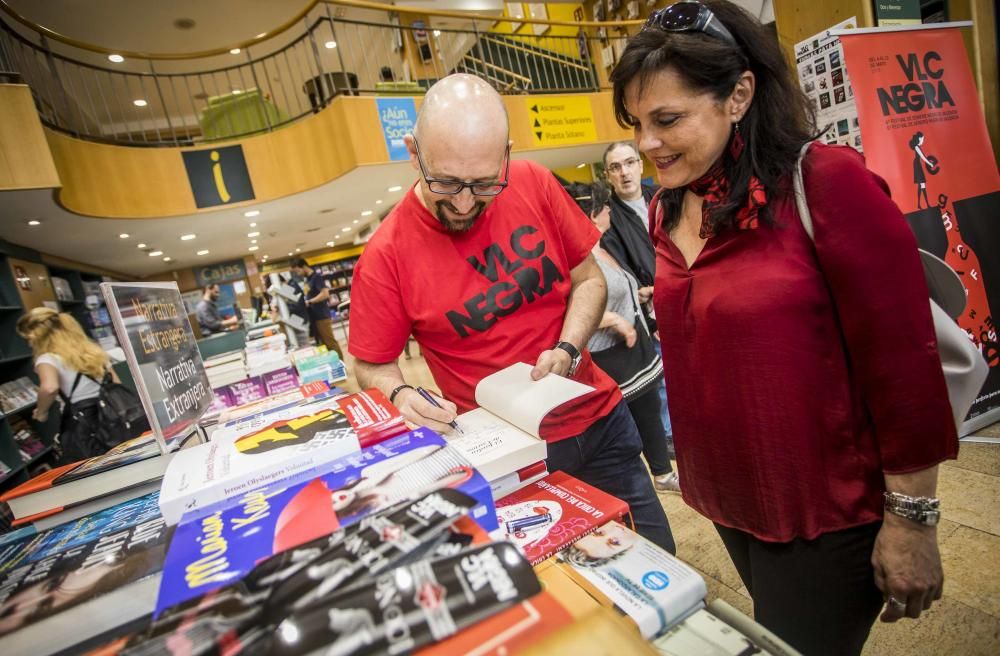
448, 407, 544, 481
473, 362, 594, 438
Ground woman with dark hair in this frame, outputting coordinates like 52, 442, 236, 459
610, 2, 957, 654
908, 131, 935, 208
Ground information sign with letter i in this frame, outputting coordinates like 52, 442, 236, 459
101, 282, 214, 453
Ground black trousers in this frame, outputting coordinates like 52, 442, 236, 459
715, 521, 884, 656
626, 386, 672, 476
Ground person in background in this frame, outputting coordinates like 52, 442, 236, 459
195, 284, 238, 336
611, 2, 957, 654
348, 74, 675, 554
16, 308, 118, 463
602, 141, 673, 448
290, 258, 343, 358
568, 181, 679, 494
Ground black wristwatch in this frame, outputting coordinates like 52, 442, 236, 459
554, 341, 582, 377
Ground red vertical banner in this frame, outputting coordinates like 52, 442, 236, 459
841, 26, 1000, 431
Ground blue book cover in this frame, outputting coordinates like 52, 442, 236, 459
0, 491, 161, 575
154, 428, 497, 616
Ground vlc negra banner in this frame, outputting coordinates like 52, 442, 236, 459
840, 25, 1000, 431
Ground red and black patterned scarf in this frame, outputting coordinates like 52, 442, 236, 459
687, 163, 768, 238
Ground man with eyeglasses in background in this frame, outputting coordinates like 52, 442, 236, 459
348, 74, 675, 554
601, 142, 675, 462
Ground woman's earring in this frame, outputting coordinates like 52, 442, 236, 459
729, 122, 745, 160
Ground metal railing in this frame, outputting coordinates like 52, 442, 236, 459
0, 0, 637, 147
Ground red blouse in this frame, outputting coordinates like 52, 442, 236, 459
653, 143, 958, 542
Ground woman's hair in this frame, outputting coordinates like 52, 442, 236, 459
16, 307, 108, 378
909, 131, 924, 149
610, 0, 817, 234
565, 181, 611, 218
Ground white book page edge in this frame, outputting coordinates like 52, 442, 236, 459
473, 362, 594, 437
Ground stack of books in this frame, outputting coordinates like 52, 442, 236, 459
203, 350, 248, 389
0, 377, 36, 413
292, 349, 347, 384
245, 333, 291, 378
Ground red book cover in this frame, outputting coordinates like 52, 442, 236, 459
494, 471, 629, 565
336, 388, 409, 447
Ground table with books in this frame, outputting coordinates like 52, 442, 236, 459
0, 380, 799, 656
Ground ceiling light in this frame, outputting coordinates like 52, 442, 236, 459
249, 222, 257, 227
118, 233, 129, 239
197, 249, 209, 255
295, 248, 301, 252
244, 210, 259, 217
249, 246, 259, 252
137, 243, 146, 248
361, 210, 373, 217
133, 99, 147, 107
180, 234, 196, 240
251, 239, 257, 244
326, 241, 334, 247
247, 231, 259, 238
576, 163, 587, 169
375, 199, 383, 205
388, 185, 402, 192
108, 54, 124, 63
433, 30, 441, 37
27, 220, 40, 226
353, 220, 359, 224
163, 257, 172, 262
325, 40, 337, 49
255, 32, 267, 38
341, 227, 351, 232
230, 48, 241, 55
232, 89, 242, 95
288, 252, 293, 256
149, 250, 163, 257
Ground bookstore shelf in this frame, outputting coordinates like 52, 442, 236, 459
2, 399, 37, 417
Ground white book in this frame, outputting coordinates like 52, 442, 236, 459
275, 283, 302, 303
204, 351, 245, 367
490, 461, 549, 501
158, 394, 358, 525
445, 362, 594, 482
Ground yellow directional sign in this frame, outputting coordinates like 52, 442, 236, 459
526, 96, 597, 146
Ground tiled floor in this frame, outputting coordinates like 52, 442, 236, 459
337, 343, 1000, 654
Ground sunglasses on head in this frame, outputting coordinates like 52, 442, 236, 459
643, 1, 737, 47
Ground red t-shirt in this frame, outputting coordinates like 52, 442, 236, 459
349, 160, 622, 442
652, 143, 958, 542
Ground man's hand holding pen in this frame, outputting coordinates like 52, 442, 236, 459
392, 386, 462, 435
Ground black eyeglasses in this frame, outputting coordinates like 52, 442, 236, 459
643, 1, 737, 47
412, 136, 511, 196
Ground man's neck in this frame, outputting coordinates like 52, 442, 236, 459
618, 188, 643, 202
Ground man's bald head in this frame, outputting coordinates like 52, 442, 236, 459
413, 74, 509, 151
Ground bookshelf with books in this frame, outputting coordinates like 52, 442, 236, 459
315, 255, 358, 309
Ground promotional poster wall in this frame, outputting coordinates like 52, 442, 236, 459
839, 24, 1000, 432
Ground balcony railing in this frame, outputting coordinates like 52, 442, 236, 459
0, 0, 638, 147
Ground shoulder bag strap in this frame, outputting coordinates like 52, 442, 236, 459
793, 141, 815, 241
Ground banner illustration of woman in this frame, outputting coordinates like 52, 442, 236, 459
909, 131, 938, 208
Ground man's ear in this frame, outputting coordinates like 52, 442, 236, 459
404, 134, 420, 172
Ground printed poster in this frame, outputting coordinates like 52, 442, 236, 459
840, 25, 1000, 431
795, 18, 864, 151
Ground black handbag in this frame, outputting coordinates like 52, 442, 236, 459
59, 370, 150, 461
590, 273, 664, 402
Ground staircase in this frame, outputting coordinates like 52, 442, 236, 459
454, 33, 596, 94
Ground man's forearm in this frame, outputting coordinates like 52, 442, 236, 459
561, 271, 606, 350
353, 358, 407, 397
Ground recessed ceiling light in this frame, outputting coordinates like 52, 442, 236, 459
119, 233, 129, 239
295, 248, 301, 252
27, 220, 40, 226
149, 250, 163, 257
163, 257, 172, 262
326, 241, 334, 247
576, 163, 587, 169
353, 220, 359, 224
251, 239, 257, 244
247, 231, 259, 238
180, 234, 196, 240
197, 249, 209, 255
361, 210, 373, 217
137, 243, 146, 248
249, 222, 257, 227
433, 30, 441, 37
288, 252, 293, 256
108, 54, 124, 63
341, 227, 351, 232
388, 185, 402, 192
375, 199, 383, 205
324, 40, 337, 49
244, 210, 259, 217
133, 99, 147, 107
255, 32, 267, 38
248, 246, 258, 252
230, 48, 241, 55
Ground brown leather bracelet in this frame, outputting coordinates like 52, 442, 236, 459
389, 384, 415, 404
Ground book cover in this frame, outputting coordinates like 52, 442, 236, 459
557, 522, 708, 639
0, 515, 171, 644
336, 388, 409, 448
262, 367, 300, 395
0, 491, 161, 575
155, 429, 497, 614
494, 471, 629, 565
214, 381, 330, 424
491, 461, 549, 502
224, 376, 268, 405
158, 392, 359, 525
